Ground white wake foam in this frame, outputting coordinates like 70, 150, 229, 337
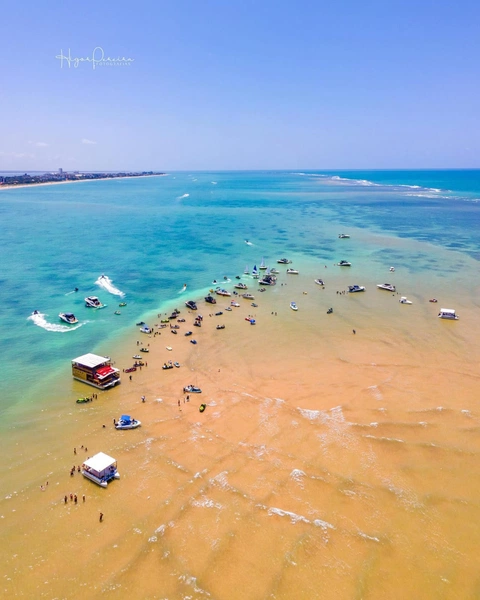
177, 193, 190, 200
95, 275, 125, 297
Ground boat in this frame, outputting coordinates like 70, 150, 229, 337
438, 308, 459, 320
290, 301, 298, 311
270, 268, 279, 274
185, 331, 193, 336
242, 293, 255, 300
140, 326, 152, 334
82, 452, 120, 488
277, 258, 291, 264
215, 288, 231, 297
429, 298, 438, 303
59, 312, 78, 324
114, 310, 122, 315
184, 385, 201, 393
173, 362, 180, 368
190, 339, 197, 344
399, 296, 412, 304
251, 302, 258, 307
132, 354, 142, 359
231, 301, 240, 307
286, 268, 299, 274
244, 265, 250, 274
185, 300, 197, 310
162, 363, 174, 369
199, 403, 206, 413
390, 267, 395, 272
166, 346, 173, 351
259, 258, 267, 271
338, 260, 351, 267
314, 279, 325, 286
140, 347, 149, 352
259, 274, 276, 285
115, 415, 141, 430
124, 367, 136, 373
76, 396, 92, 404
85, 296, 104, 308
119, 302, 127, 307
171, 329, 178, 334
327, 307, 333, 314
252, 265, 259, 278
32, 310, 40, 315
136, 321, 145, 326
235, 282, 248, 289
377, 283, 396, 292
348, 285, 365, 293
338, 233, 350, 238
225, 306, 232, 311
216, 324, 226, 329
71, 353, 120, 390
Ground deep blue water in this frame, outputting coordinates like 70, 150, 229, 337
0, 170, 479, 415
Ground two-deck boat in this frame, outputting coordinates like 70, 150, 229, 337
85, 296, 104, 308
59, 312, 78, 324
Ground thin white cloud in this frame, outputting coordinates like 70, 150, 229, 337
28, 141, 48, 147
0, 151, 35, 159
81, 138, 97, 145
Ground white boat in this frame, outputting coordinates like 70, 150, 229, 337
277, 258, 291, 264
337, 260, 351, 267
215, 288, 231, 297
377, 283, 396, 292
286, 268, 299, 274
338, 233, 350, 239
59, 312, 78, 324
314, 279, 325, 286
259, 258, 267, 271
252, 265, 258, 277
85, 296, 104, 308
290, 301, 298, 311
115, 415, 141, 430
244, 265, 250, 274
231, 301, 240, 307
348, 285, 365, 293
438, 308, 459, 320
399, 296, 412, 304
81, 452, 120, 488
390, 266, 395, 272
270, 268, 279, 274
242, 293, 255, 300
235, 282, 248, 289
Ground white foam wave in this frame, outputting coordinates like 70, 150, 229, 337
95, 275, 125, 297
191, 497, 223, 510
177, 193, 190, 200
267, 506, 335, 530
28, 313, 84, 332
211, 181, 217, 184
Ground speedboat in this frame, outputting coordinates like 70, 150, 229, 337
231, 301, 240, 307
390, 266, 395, 272
338, 260, 351, 267
114, 310, 121, 315
140, 347, 149, 352
290, 301, 298, 311
314, 279, 325, 286
140, 326, 151, 334
32, 310, 40, 315
259, 274, 276, 285
185, 300, 198, 310
85, 296, 104, 308
399, 296, 412, 304
205, 295, 217, 304
242, 293, 255, 300
270, 268, 279, 274
377, 283, 396, 292
174, 362, 180, 368
59, 312, 78, 324
251, 303, 258, 307
286, 268, 299, 274
327, 307, 333, 314
184, 385, 201, 393
438, 308, 459, 320
429, 298, 438, 303
338, 233, 350, 239
119, 302, 127, 307
348, 285, 365, 293
215, 311, 223, 316
235, 282, 248, 289
215, 288, 231, 297
277, 258, 291, 264
185, 331, 193, 336
115, 415, 141, 430
162, 363, 174, 369
216, 324, 226, 329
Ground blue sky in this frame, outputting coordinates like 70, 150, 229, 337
0, 0, 479, 170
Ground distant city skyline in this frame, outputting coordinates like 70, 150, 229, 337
1, 0, 479, 170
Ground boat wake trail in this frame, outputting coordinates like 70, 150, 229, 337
177, 193, 190, 200
95, 275, 125, 297
28, 313, 84, 332
178, 284, 187, 294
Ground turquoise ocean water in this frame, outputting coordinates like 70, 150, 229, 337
0, 170, 479, 424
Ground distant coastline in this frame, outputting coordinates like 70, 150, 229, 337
0, 171, 166, 191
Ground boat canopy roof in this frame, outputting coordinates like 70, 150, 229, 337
64, 312, 75, 317
83, 452, 116, 472
120, 415, 132, 421
440, 308, 456, 314
72, 353, 110, 368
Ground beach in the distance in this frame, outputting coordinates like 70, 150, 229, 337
1, 171, 480, 599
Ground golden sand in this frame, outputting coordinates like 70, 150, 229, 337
2, 278, 480, 599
